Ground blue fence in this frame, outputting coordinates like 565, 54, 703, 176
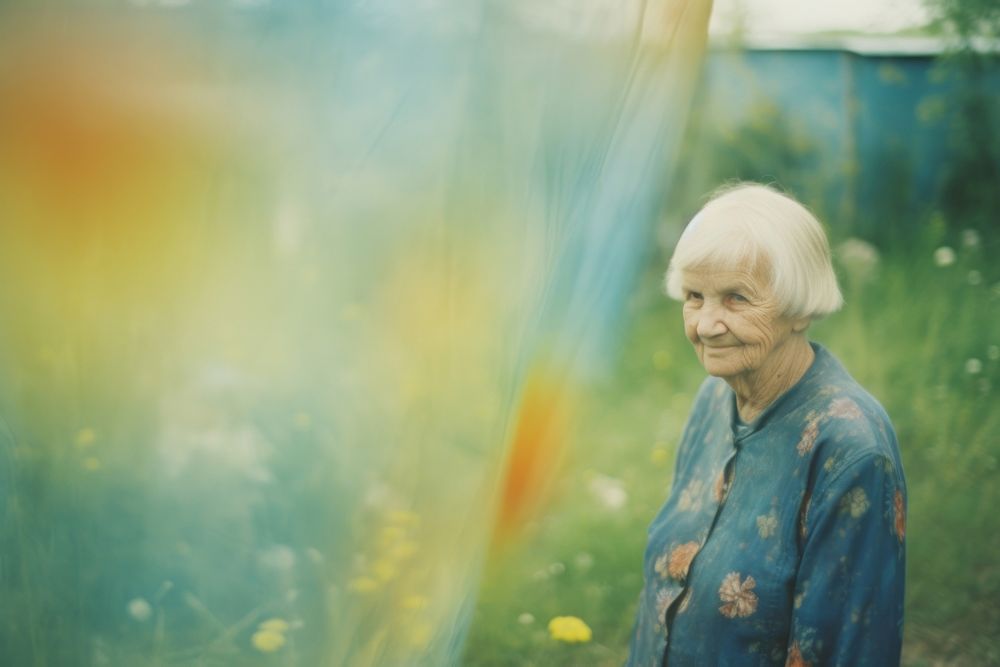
694, 37, 1000, 229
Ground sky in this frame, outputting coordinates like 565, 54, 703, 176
708, 0, 933, 36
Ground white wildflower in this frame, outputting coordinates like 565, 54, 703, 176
965, 358, 983, 374
961, 229, 980, 247
128, 598, 153, 622
588, 474, 627, 511
933, 246, 956, 267
518, 612, 535, 625
259, 544, 296, 571
836, 238, 880, 282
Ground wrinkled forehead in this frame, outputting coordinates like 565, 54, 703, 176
681, 260, 772, 295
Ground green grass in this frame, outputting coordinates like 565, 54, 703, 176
463, 230, 1000, 666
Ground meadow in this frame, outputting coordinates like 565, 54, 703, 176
464, 223, 1000, 666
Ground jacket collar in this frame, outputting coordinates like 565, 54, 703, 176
727, 342, 841, 443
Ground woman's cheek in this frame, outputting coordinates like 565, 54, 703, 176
684, 321, 701, 346
739, 312, 772, 344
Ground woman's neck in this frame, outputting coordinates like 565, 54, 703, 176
729, 336, 814, 423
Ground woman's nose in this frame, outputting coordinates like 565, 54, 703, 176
695, 304, 727, 338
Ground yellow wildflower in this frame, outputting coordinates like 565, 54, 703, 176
650, 447, 669, 465
401, 595, 429, 611
379, 525, 406, 546
407, 621, 432, 648
388, 510, 420, 528
251, 629, 286, 653
258, 618, 290, 633
371, 559, 397, 583
547, 616, 592, 643
75, 428, 97, 448
82, 457, 101, 471
348, 576, 380, 593
390, 540, 418, 561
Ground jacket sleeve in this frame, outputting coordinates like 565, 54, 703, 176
786, 452, 906, 667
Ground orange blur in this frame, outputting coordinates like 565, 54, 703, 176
492, 367, 578, 546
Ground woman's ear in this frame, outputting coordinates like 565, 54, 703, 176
791, 316, 811, 333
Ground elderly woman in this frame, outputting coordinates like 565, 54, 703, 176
626, 184, 906, 666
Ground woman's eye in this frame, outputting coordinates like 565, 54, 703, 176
728, 293, 748, 303
686, 292, 703, 301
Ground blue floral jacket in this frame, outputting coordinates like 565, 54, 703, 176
626, 343, 906, 666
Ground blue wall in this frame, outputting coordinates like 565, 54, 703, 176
694, 45, 1000, 231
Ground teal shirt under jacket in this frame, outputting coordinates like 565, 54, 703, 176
626, 343, 906, 667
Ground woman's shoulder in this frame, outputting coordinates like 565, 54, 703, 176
796, 346, 904, 489
805, 347, 895, 436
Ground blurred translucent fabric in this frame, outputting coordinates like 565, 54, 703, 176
0, 0, 710, 664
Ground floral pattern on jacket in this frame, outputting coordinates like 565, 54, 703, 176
626, 343, 906, 667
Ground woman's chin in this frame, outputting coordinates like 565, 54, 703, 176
699, 353, 743, 378
704, 365, 739, 379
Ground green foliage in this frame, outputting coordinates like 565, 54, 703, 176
939, 87, 1000, 233
925, 0, 1000, 240
926, 0, 1000, 43
668, 95, 821, 221
668, 37, 999, 245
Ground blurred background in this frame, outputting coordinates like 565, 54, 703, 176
0, 0, 997, 665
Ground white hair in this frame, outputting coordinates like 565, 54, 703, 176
664, 183, 843, 319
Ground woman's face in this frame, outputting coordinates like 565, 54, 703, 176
680, 263, 806, 381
